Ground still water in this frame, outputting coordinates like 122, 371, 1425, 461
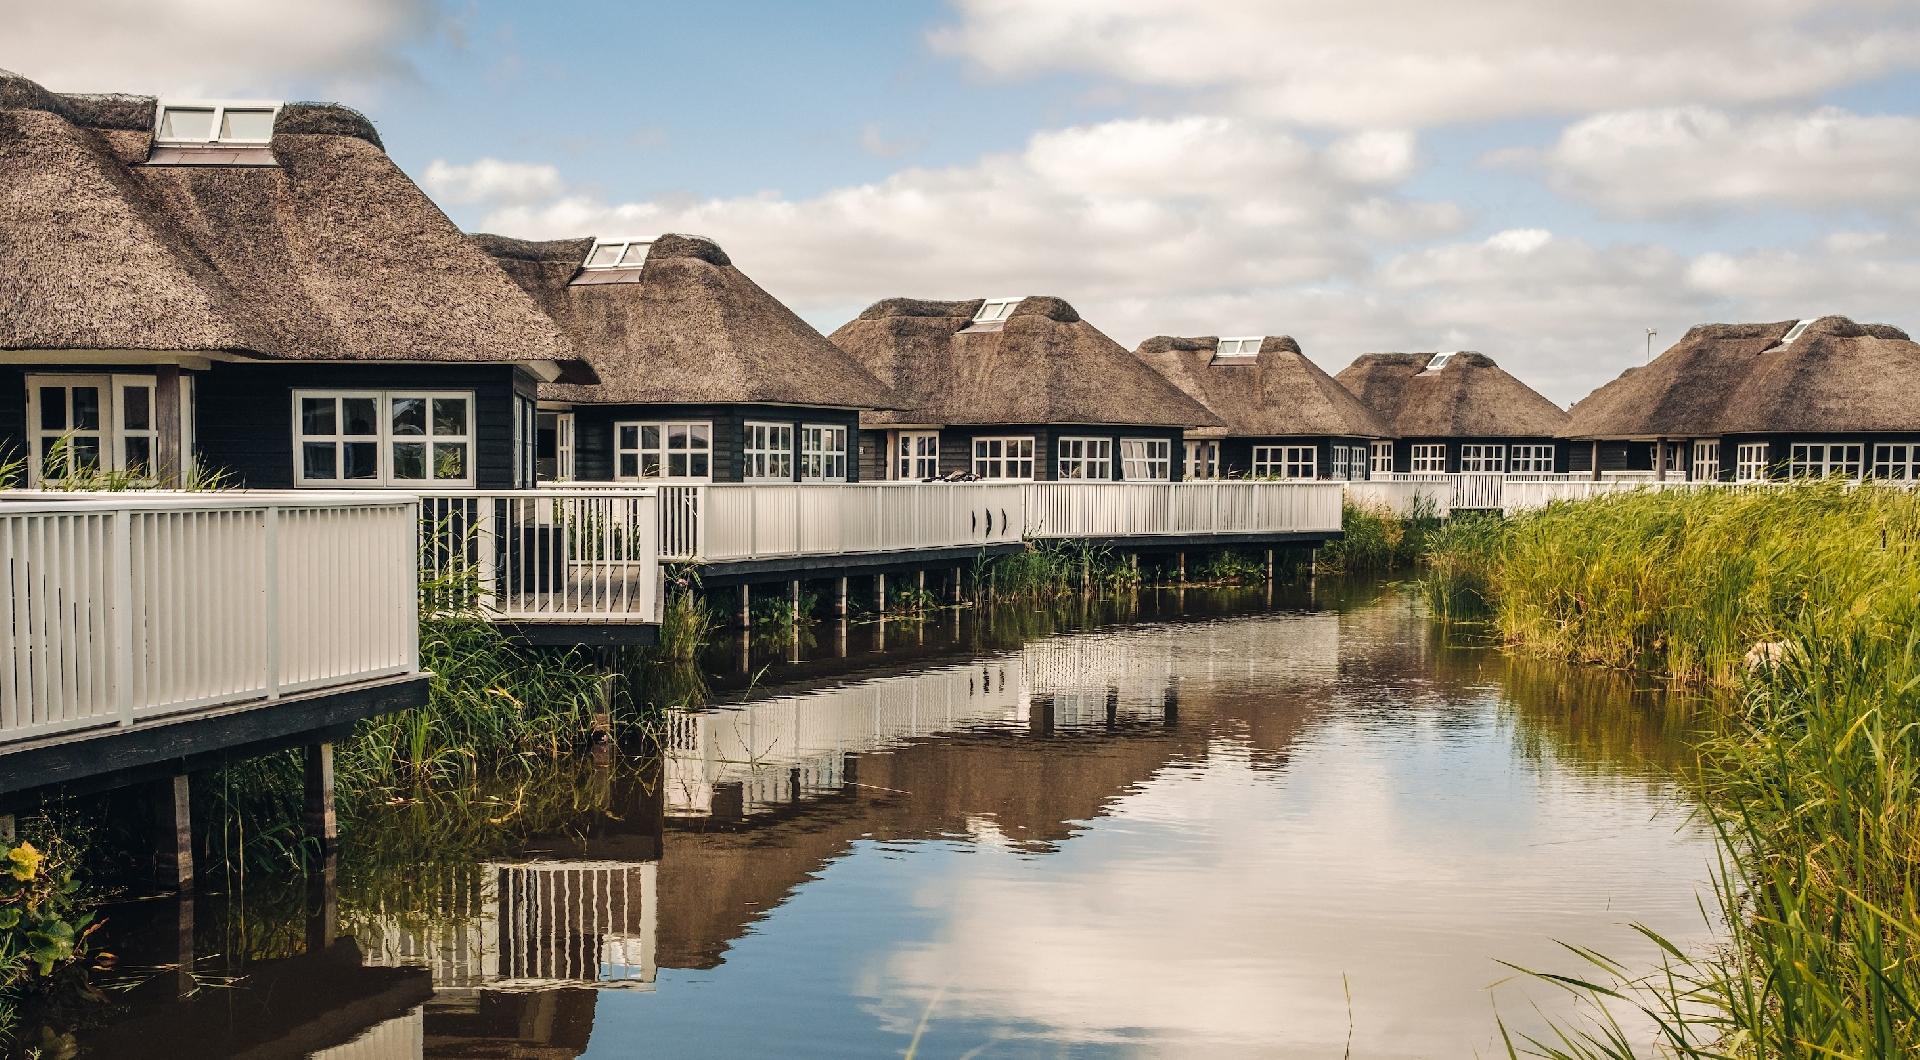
73, 580, 1717, 1058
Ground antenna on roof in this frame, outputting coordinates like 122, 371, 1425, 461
1645, 328, 1657, 363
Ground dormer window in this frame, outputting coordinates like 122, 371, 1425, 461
1778, 319, 1813, 346
1215, 337, 1263, 358
584, 239, 652, 270
154, 101, 280, 146
973, 297, 1023, 324
1424, 351, 1459, 372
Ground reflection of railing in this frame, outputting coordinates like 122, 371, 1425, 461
307, 1006, 424, 1060
0, 492, 419, 747
417, 490, 660, 625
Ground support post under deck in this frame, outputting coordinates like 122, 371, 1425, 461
738, 584, 752, 628
875, 573, 887, 614
303, 743, 337, 851
153, 773, 193, 892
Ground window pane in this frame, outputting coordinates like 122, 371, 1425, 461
689, 424, 711, 447
619, 454, 640, 478
690, 452, 710, 477
619, 424, 640, 449
433, 398, 468, 436
72, 436, 100, 470
392, 442, 426, 480
587, 243, 623, 267
303, 442, 336, 480
301, 397, 336, 435
72, 387, 100, 431
391, 396, 426, 436
219, 108, 274, 141
619, 242, 649, 265
434, 443, 467, 481
158, 106, 215, 141
642, 425, 661, 450
342, 398, 378, 436
123, 436, 151, 470
641, 454, 663, 477
344, 442, 379, 479
38, 387, 66, 431
668, 453, 689, 476
668, 426, 690, 450
122, 386, 151, 431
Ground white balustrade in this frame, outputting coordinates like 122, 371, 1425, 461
1343, 479, 1453, 517
1021, 481, 1344, 539
417, 490, 661, 625
0, 493, 419, 747
689, 482, 1026, 561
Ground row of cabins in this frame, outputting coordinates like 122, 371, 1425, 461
7, 74, 1918, 494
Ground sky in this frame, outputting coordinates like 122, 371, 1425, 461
8, 0, 1920, 403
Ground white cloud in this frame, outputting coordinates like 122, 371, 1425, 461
928, 0, 1920, 127
4, 0, 438, 97
1507, 106, 1920, 216
422, 158, 564, 206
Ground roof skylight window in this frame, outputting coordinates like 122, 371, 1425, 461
973, 297, 1023, 324
1424, 351, 1459, 372
1779, 319, 1814, 346
1215, 337, 1263, 357
154, 101, 280, 146
583, 239, 653, 270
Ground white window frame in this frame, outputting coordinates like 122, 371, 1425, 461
1691, 440, 1720, 482
153, 100, 281, 147
1872, 443, 1918, 481
1057, 437, 1113, 480
1120, 438, 1171, 481
971, 436, 1035, 480
1252, 445, 1316, 480
615, 420, 713, 481
1788, 442, 1863, 480
743, 421, 795, 482
1331, 445, 1354, 481
1424, 352, 1458, 372
1410, 443, 1447, 473
1214, 337, 1262, 358
1510, 444, 1555, 474
1370, 441, 1394, 476
1736, 443, 1769, 482
1184, 440, 1219, 480
801, 423, 848, 482
292, 389, 475, 488
1459, 444, 1507, 474
537, 410, 576, 482
894, 430, 940, 480
582, 238, 653, 270
973, 297, 1023, 324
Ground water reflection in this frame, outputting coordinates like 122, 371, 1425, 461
65, 581, 1716, 1058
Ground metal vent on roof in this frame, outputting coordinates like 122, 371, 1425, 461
973, 297, 1023, 324
1424, 351, 1460, 372
583, 239, 653, 271
1214, 336, 1263, 358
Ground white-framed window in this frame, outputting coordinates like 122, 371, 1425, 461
1184, 441, 1219, 480
1214, 337, 1262, 358
971, 436, 1035, 480
743, 421, 795, 481
537, 411, 575, 481
1120, 438, 1172, 481
154, 100, 280, 146
1736, 443, 1769, 482
1788, 442, 1863, 480
801, 424, 848, 481
1691, 440, 1720, 482
1331, 445, 1354, 481
895, 430, 940, 480
583, 238, 653, 270
615, 421, 712, 480
1510, 444, 1555, 474
1459, 444, 1506, 473
513, 394, 536, 488
1872, 444, 1918, 481
1371, 441, 1394, 475
1410, 443, 1447, 473
293, 390, 473, 487
1661, 443, 1685, 476
973, 297, 1023, 323
1057, 437, 1113, 480
1347, 445, 1372, 480
1253, 445, 1316, 479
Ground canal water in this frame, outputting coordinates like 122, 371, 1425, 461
64, 579, 1718, 1058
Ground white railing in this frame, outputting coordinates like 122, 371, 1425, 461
418, 490, 661, 625
0, 493, 419, 747
675, 483, 1026, 562
1343, 479, 1453, 517
1022, 481, 1344, 539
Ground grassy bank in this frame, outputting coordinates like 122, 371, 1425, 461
1419, 484, 1920, 1056
1314, 499, 1442, 575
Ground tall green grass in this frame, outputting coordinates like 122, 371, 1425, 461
1315, 498, 1443, 575
1418, 483, 1920, 1056
970, 540, 1142, 600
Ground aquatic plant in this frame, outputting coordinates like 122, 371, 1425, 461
1194, 549, 1268, 585
971, 540, 1141, 600
1315, 497, 1442, 575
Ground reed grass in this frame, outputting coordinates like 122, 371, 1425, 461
970, 540, 1142, 600
1314, 498, 1442, 575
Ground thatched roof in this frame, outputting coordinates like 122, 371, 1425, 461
1134, 335, 1389, 440
0, 70, 589, 380
1568, 316, 1920, 439
830, 297, 1221, 428
1335, 351, 1568, 438
477, 233, 896, 408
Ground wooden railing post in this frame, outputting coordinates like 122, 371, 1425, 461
111, 507, 134, 727
263, 505, 281, 700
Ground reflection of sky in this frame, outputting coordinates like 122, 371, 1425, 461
585, 673, 1715, 1057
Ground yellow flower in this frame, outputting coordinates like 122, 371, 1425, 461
8, 842, 43, 881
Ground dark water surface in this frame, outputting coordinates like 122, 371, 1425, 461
69, 580, 1718, 1058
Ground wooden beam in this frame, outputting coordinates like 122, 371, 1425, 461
154, 365, 182, 487
153, 774, 193, 892
303, 744, 336, 850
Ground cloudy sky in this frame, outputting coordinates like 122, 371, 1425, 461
9, 0, 1920, 401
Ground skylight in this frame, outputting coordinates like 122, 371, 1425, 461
1215, 337, 1263, 357
583, 239, 653, 270
154, 100, 280, 146
1424, 352, 1459, 372
1779, 319, 1814, 346
973, 297, 1023, 324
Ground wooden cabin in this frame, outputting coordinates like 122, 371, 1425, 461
0, 72, 589, 489
830, 297, 1220, 481
477, 234, 896, 484
1566, 316, 1920, 481
1335, 352, 1571, 475
1133, 335, 1389, 480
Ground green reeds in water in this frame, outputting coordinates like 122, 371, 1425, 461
970, 540, 1142, 600
1315, 497, 1442, 576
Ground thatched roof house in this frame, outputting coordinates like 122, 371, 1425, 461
1133, 335, 1388, 479
0, 70, 588, 490
476, 233, 897, 483
1335, 351, 1570, 475
1565, 316, 1920, 481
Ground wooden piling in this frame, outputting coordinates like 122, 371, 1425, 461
153, 773, 193, 892
303, 744, 337, 850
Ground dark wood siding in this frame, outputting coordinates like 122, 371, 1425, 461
925, 424, 1189, 481
568, 403, 862, 483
